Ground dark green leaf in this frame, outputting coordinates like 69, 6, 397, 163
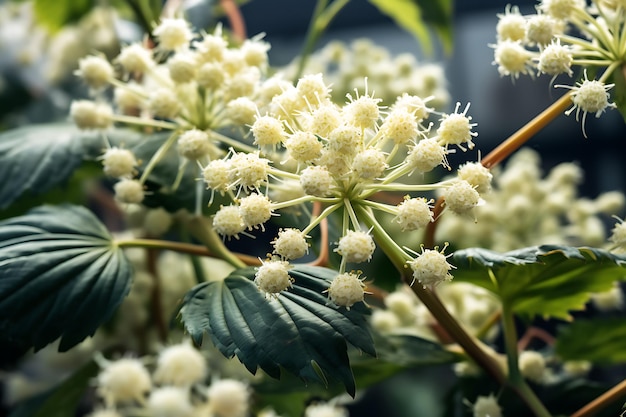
0, 125, 85, 210
9, 360, 99, 417
180, 265, 375, 397
351, 332, 459, 387
368, 0, 453, 55
33, 0, 95, 32
453, 245, 626, 320
556, 318, 626, 364
0, 205, 133, 351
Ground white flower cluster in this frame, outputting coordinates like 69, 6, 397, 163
436, 148, 625, 252
370, 282, 500, 341
92, 343, 252, 417
70, 18, 274, 205
284, 38, 450, 108
200, 73, 483, 303
492, 1, 622, 132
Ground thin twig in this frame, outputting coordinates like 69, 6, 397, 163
307, 201, 330, 266
220, 0, 247, 41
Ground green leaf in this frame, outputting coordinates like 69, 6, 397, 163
33, 0, 95, 32
0, 125, 85, 210
351, 332, 459, 387
0, 205, 133, 351
452, 245, 626, 320
9, 360, 99, 417
556, 318, 626, 364
368, 0, 453, 55
180, 265, 375, 397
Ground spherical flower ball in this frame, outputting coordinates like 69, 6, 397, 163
384, 291, 416, 319
71, 100, 113, 130
149, 88, 182, 119
527, 14, 562, 46
327, 272, 366, 308
147, 387, 194, 417
168, 51, 198, 84
207, 379, 250, 417
444, 180, 480, 215
114, 83, 144, 113
492, 40, 533, 79
228, 152, 270, 190
114, 179, 145, 204
393, 93, 431, 122
408, 247, 454, 287
436, 103, 477, 150
101, 147, 137, 178
343, 93, 382, 129
568, 77, 615, 120
591, 283, 624, 311
251, 115, 286, 148
328, 125, 362, 157
76, 55, 113, 89
96, 358, 151, 405
143, 208, 173, 236
226, 97, 257, 125
519, 350, 546, 383
203, 159, 231, 192
285, 131, 323, 163
178, 129, 211, 160
197, 62, 225, 90
153, 18, 193, 51
538, 40, 572, 76
396, 197, 433, 231
335, 230, 376, 263
300, 166, 333, 197
406, 138, 447, 173
458, 162, 493, 194
380, 108, 418, 145
473, 394, 502, 417
273, 228, 309, 260
241, 38, 270, 68
238, 193, 272, 230
353, 149, 387, 179
153, 343, 208, 386
255, 259, 293, 295
370, 309, 401, 333
496, 5, 526, 42
296, 73, 331, 105
117, 43, 153, 73
539, 0, 586, 20
213, 205, 246, 238
304, 403, 349, 417
307, 104, 342, 137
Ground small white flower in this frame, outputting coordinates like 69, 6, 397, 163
148, 88, 182, 119
396, 197, 434, 231
153, 18, 193, 51
96, 358, 151, 406
496, 5, 527, 42
251, 115, 286, 148
76, 55, 113, 89
304, 402, 349, 417
537, 39, 572, 76
327, 272, 366, 308
153, 342, 208, 386
213, 205, 246, 238
101, 147, 137, 178
472, 394, 502, 417
148, 387, 194, 417
406, 138, 448, 173
458, 162, 493, 194
353, 148, 387, 179
519, 350, 546, 383
492, 40, 534, 79
238, 193, 273, 230
272, 228, 309, 260
254, 259, 293, 295
207, 379, 250, 417
444, 180, 481, 215
70, 100, 113, 130
408, 245, 455, 287
436, 102, 477, 151
117, 43, 153, 73
177, 129, 211, 160
300, 166, 333, 197
114, 179, 145, 204
335, 230, 376, 263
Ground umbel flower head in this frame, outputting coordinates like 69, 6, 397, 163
491, 0, 622, 134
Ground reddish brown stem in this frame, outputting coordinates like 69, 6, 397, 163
570, 379, 626, 417
220, 0, 247, 41
307, 201, 330, 267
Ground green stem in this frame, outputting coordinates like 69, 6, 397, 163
293, 0, 351, 82
115, 237, 259, 265
501, 304, 553, 417
187, 216, 246, 269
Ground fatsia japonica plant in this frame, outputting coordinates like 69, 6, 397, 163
1, 0, 626, 416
